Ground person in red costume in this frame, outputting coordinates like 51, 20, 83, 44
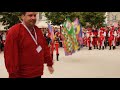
116, 27, 120, 46
108, 26, 117, 50
104, 26, 109, 48
4, 12, 54, 78
98, 27, 106, 50
86, 28, 93, 50
46, 29, 54, 60
92, 28, 98, 49
54, 31, 60, 61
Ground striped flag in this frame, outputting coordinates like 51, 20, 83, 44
48, 24, 55, 55
48, 24, 54, 43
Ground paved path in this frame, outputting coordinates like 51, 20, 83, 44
1, 46, 120, 78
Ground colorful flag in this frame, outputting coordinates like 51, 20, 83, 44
73, 18, 83, 48
61, 18, 79, 56
47, 24, 55, 55
61, 26, 74, 56
65, 18, 79, 50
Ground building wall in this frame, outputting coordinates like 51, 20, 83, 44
106, 12, 120, 26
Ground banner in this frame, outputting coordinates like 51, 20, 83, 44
61, 27, 75, 56
61, 18, 79, 56
48, 24, 54, 43
73, 18, 83, 48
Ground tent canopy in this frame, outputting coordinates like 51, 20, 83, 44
36, 21, 48, 28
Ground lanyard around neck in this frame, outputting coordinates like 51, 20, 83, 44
21, 22, 38, 45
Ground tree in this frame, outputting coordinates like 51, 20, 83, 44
44, 12, 106, 28
0, 12, 106, 30
80, 12, 106, 28
44, 12, 82, 25
0, 12, 20, 30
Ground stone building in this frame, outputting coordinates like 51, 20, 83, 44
105, 12, 120, 27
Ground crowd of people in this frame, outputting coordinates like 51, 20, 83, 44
82, 26, 120, 50
41, 25, 120, 52
2, 23, 120, 54
41, 27, 61, 61
3, 12, 120, 78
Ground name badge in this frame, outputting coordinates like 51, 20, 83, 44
36, 45, 42, 53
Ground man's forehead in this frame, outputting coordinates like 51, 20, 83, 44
26, 12, 38, 15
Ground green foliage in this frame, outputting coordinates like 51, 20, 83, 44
45, 12, 67, 25
80, 12, 106, 28
0, 12, 21, 30
44, 12, 106, 28
44, 12, 80, 25
0, 12, 106, 30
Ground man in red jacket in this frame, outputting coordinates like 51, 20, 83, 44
92, 28, 98, 49
54, 32, 60, 61
108, 26, 117, 50
98, 27, 106, 50
86, 28, 93, 50
4, 12, 54, 78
